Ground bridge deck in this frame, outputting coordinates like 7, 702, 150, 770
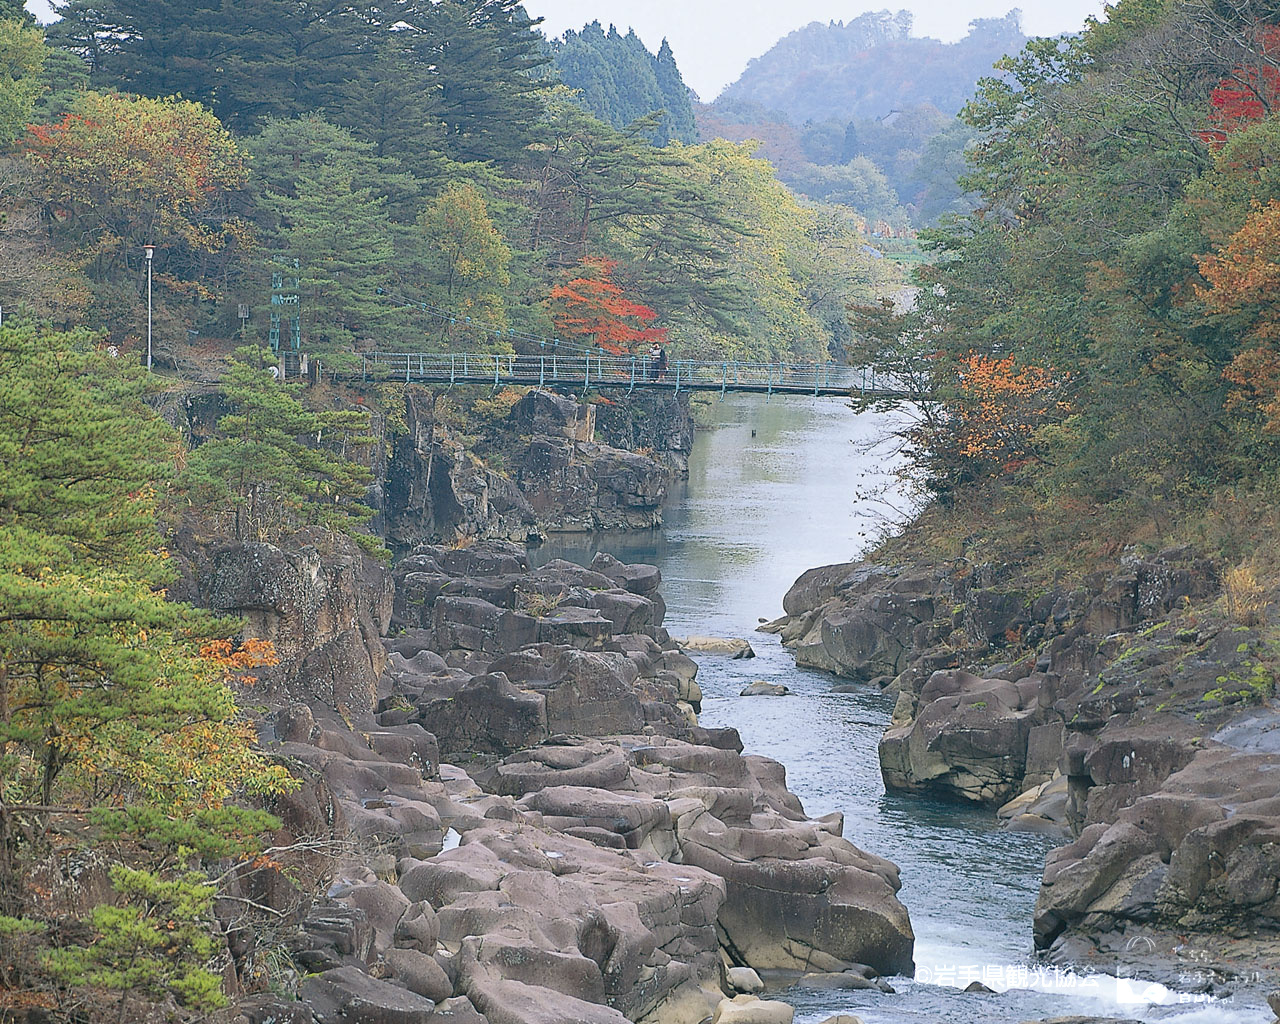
341, 351, 906, 399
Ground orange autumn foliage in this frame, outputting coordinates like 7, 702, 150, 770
1198, 199, 1280, 429
952, 352, 1066, 472
200, 637, 279, 687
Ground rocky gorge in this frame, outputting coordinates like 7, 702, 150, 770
198, 528, 916, 1024
170, 386, 1280, 1024
768, 545, 1280, 1001
166, 384, 696, 554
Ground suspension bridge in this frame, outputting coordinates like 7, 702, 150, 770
327, 350, 908, 399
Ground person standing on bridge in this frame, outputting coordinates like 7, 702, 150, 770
654, 344, 668, 380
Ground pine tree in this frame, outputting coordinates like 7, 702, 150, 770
0, 0, 33, 24
180, 346, 376, 541
0, 324, 292, 905
267, 168, 399, 353
45, 866, 226, 1016
525, 99, 750, 329
420, 0, 549, 164
47, 0, 380, 131
248, 115, 422, 225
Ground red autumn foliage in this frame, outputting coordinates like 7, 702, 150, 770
548, 258, 668, 355
1200, 25, 1280, 147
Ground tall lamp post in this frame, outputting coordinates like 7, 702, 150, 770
143, 244, 155, 371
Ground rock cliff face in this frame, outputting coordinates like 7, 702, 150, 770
380, 388, 693, 551
158, 383, 694, 556
771, 547, 1280, 983
177, 526, 395, 714
221, 539, 913, 1024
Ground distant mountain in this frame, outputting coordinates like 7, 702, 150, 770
549, 22, 697, 145
719, 9, 1026, 122
696, 10, 1028, 228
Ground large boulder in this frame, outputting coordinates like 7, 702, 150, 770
712, 995, 795, 1024
491, 648, 645, 737
422, 823, 727, 1024
201, 531, 392, 712
780, 565, 936, 680
431, 597, 538, 657
508, 389, 593, 440
512, 437, 668, 532
300, 965, 438, 1024
1034, 744, 1280, 951
419, 673, 548, 756
879, 670, 1046, 805
680, 826, 915, 978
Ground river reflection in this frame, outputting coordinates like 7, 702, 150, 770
530, 394, 1267, 1024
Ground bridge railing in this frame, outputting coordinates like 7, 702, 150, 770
354, 351, 901, 395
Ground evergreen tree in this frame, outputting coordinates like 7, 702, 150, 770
523, 97, 748, 326
248, 115, 422, 224
46, 866, 226, 1015
414, 0, 548, 164
0, 324, 291, 905
48, 0, 380, 131
840, 121, 861, 162
0, 0, 32, 22
30, 43, 91, 123
335, 26, 442, 171
181, 346, 376, 541
248, 118, 415, 353
263, 167, 400, 353
654, 38, 696, 144
550, 24, 696, 145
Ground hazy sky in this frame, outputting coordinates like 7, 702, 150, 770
525, 1, 1109, 98
24, 0, 1109, 100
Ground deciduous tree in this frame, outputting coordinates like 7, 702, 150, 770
0, 17, 45, 147
548, 257, 667, 353
416, 181, 512, 345
1198, 198, 1280, 428
25, 92, 252, 346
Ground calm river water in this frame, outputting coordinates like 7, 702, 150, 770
531, 394, 1268, 1024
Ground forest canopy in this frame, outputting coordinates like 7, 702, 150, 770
0, 0, 897, 371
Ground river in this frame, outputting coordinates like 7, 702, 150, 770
531, 393, 1268, 1024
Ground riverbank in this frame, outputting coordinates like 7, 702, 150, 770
535, 394, 1276, 1022
766, 486, 1280, 1018
200, 516, 915, 1024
